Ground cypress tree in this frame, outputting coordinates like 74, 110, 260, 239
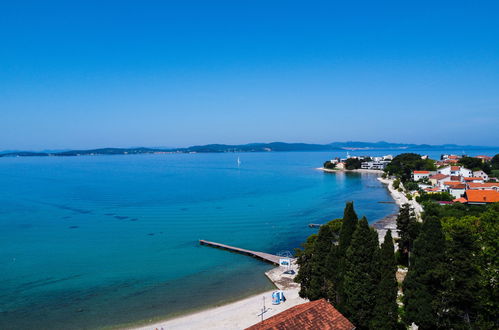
403, 216, 446, 329
335, 202, 359, 308
370, 230, 399, 330
295, 219, 342, 300
338, 201, 359, 256
294, 234, 318, 299
396, 203, 420, 266
342, 217, 380, 329
308, 223, 337, 300
441, 222, 480, 328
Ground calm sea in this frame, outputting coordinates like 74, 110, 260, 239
0, 149, 496, 329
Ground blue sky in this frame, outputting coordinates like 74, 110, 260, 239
1, 1, 498, 150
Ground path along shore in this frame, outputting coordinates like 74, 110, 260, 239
130, 170, 409, 330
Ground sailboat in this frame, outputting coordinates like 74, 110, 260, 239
237, 157, 241, 167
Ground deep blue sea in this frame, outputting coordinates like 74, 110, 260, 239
0, 149, 496, 329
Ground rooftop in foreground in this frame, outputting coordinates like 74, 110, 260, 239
246, 298, 355, 330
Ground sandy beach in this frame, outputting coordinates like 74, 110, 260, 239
131, 263, 307, 330
377, 177, 423, 218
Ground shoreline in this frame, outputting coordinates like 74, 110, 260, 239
131, 263, 307, 330
317, 167, 384, 174
128, 170, 401, 330
377, 176, 423, 218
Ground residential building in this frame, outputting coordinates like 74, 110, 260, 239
361, 160, 390, 170
437, 166, 472, 178
475, 155, 492, 163
413, 170, 433, 181
246, 299, 355, 330
335, 162, 346, 170
429, 173, 449, 187
466, 182, 499, 191
473, 170, 489, 181
464, 177, 484, 184
444, 181, 467, 199
464, 190, 499, 205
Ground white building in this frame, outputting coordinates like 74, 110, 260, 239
473, 170, 489, 181
437, 166, 472, 178
413, 171, 433, 181
361, 161, 390, 170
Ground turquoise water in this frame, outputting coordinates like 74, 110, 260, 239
0, 150, 495, 329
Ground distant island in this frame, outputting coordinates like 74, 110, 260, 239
1, 141, 497, 157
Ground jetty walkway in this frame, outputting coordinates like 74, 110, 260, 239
199, 240, 287, 265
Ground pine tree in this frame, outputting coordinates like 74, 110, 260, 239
335, 202, 359, 308
403, 216, 446, 329
396, 203, 420, 265
370, 230, 399, 330
342, 217, 380, 329
440, 222, 480, 329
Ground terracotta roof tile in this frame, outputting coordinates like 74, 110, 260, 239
464, 177, 484, 181
413, 171, 430, 174
246, 299, 355, 330
465, 190, 499, 203
467, 182, 499, 189
429, 174, 448, 180
451, 166, 460, 171
444, 181, 463, 187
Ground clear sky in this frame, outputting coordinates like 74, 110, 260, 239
1, 1, 498, 150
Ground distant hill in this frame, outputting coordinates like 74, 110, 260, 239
0, 141, 496, 157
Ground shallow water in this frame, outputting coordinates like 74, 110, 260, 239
0, 149, 495, 328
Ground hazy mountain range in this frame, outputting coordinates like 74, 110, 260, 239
1, 141, 496, 157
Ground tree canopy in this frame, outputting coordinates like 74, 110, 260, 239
384, 153, 436, 182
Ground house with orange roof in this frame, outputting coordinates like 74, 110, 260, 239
464, 190, 499, 205
443, 181, 466, 199
475, 155, 492, 162
425, 187, 443, 193
429, 173, 449, 188
437, 165, 472, 178
246, 299, 355, 330
467, 182, 499, 191
464, 177, 484, 183
412, 170, 434, 181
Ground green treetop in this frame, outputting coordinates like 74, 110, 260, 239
403, 217, 446, 329
342, 217, 380, 329
371, 230, 399, 330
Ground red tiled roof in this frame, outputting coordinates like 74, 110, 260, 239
465, 190, 499, 203
413, 170, 430, 174
453, 197, 467, 203
430, 174, 448, 180
451, 166, 460, 171
246, 299, 355, 330
450, 175, 461, 181
425, 187, 442, 192
464, 177, 484, 181
467, 182, 499, 189
448, 155, 459, 159
444, 181, 463, 186
475, 155, 492, 160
